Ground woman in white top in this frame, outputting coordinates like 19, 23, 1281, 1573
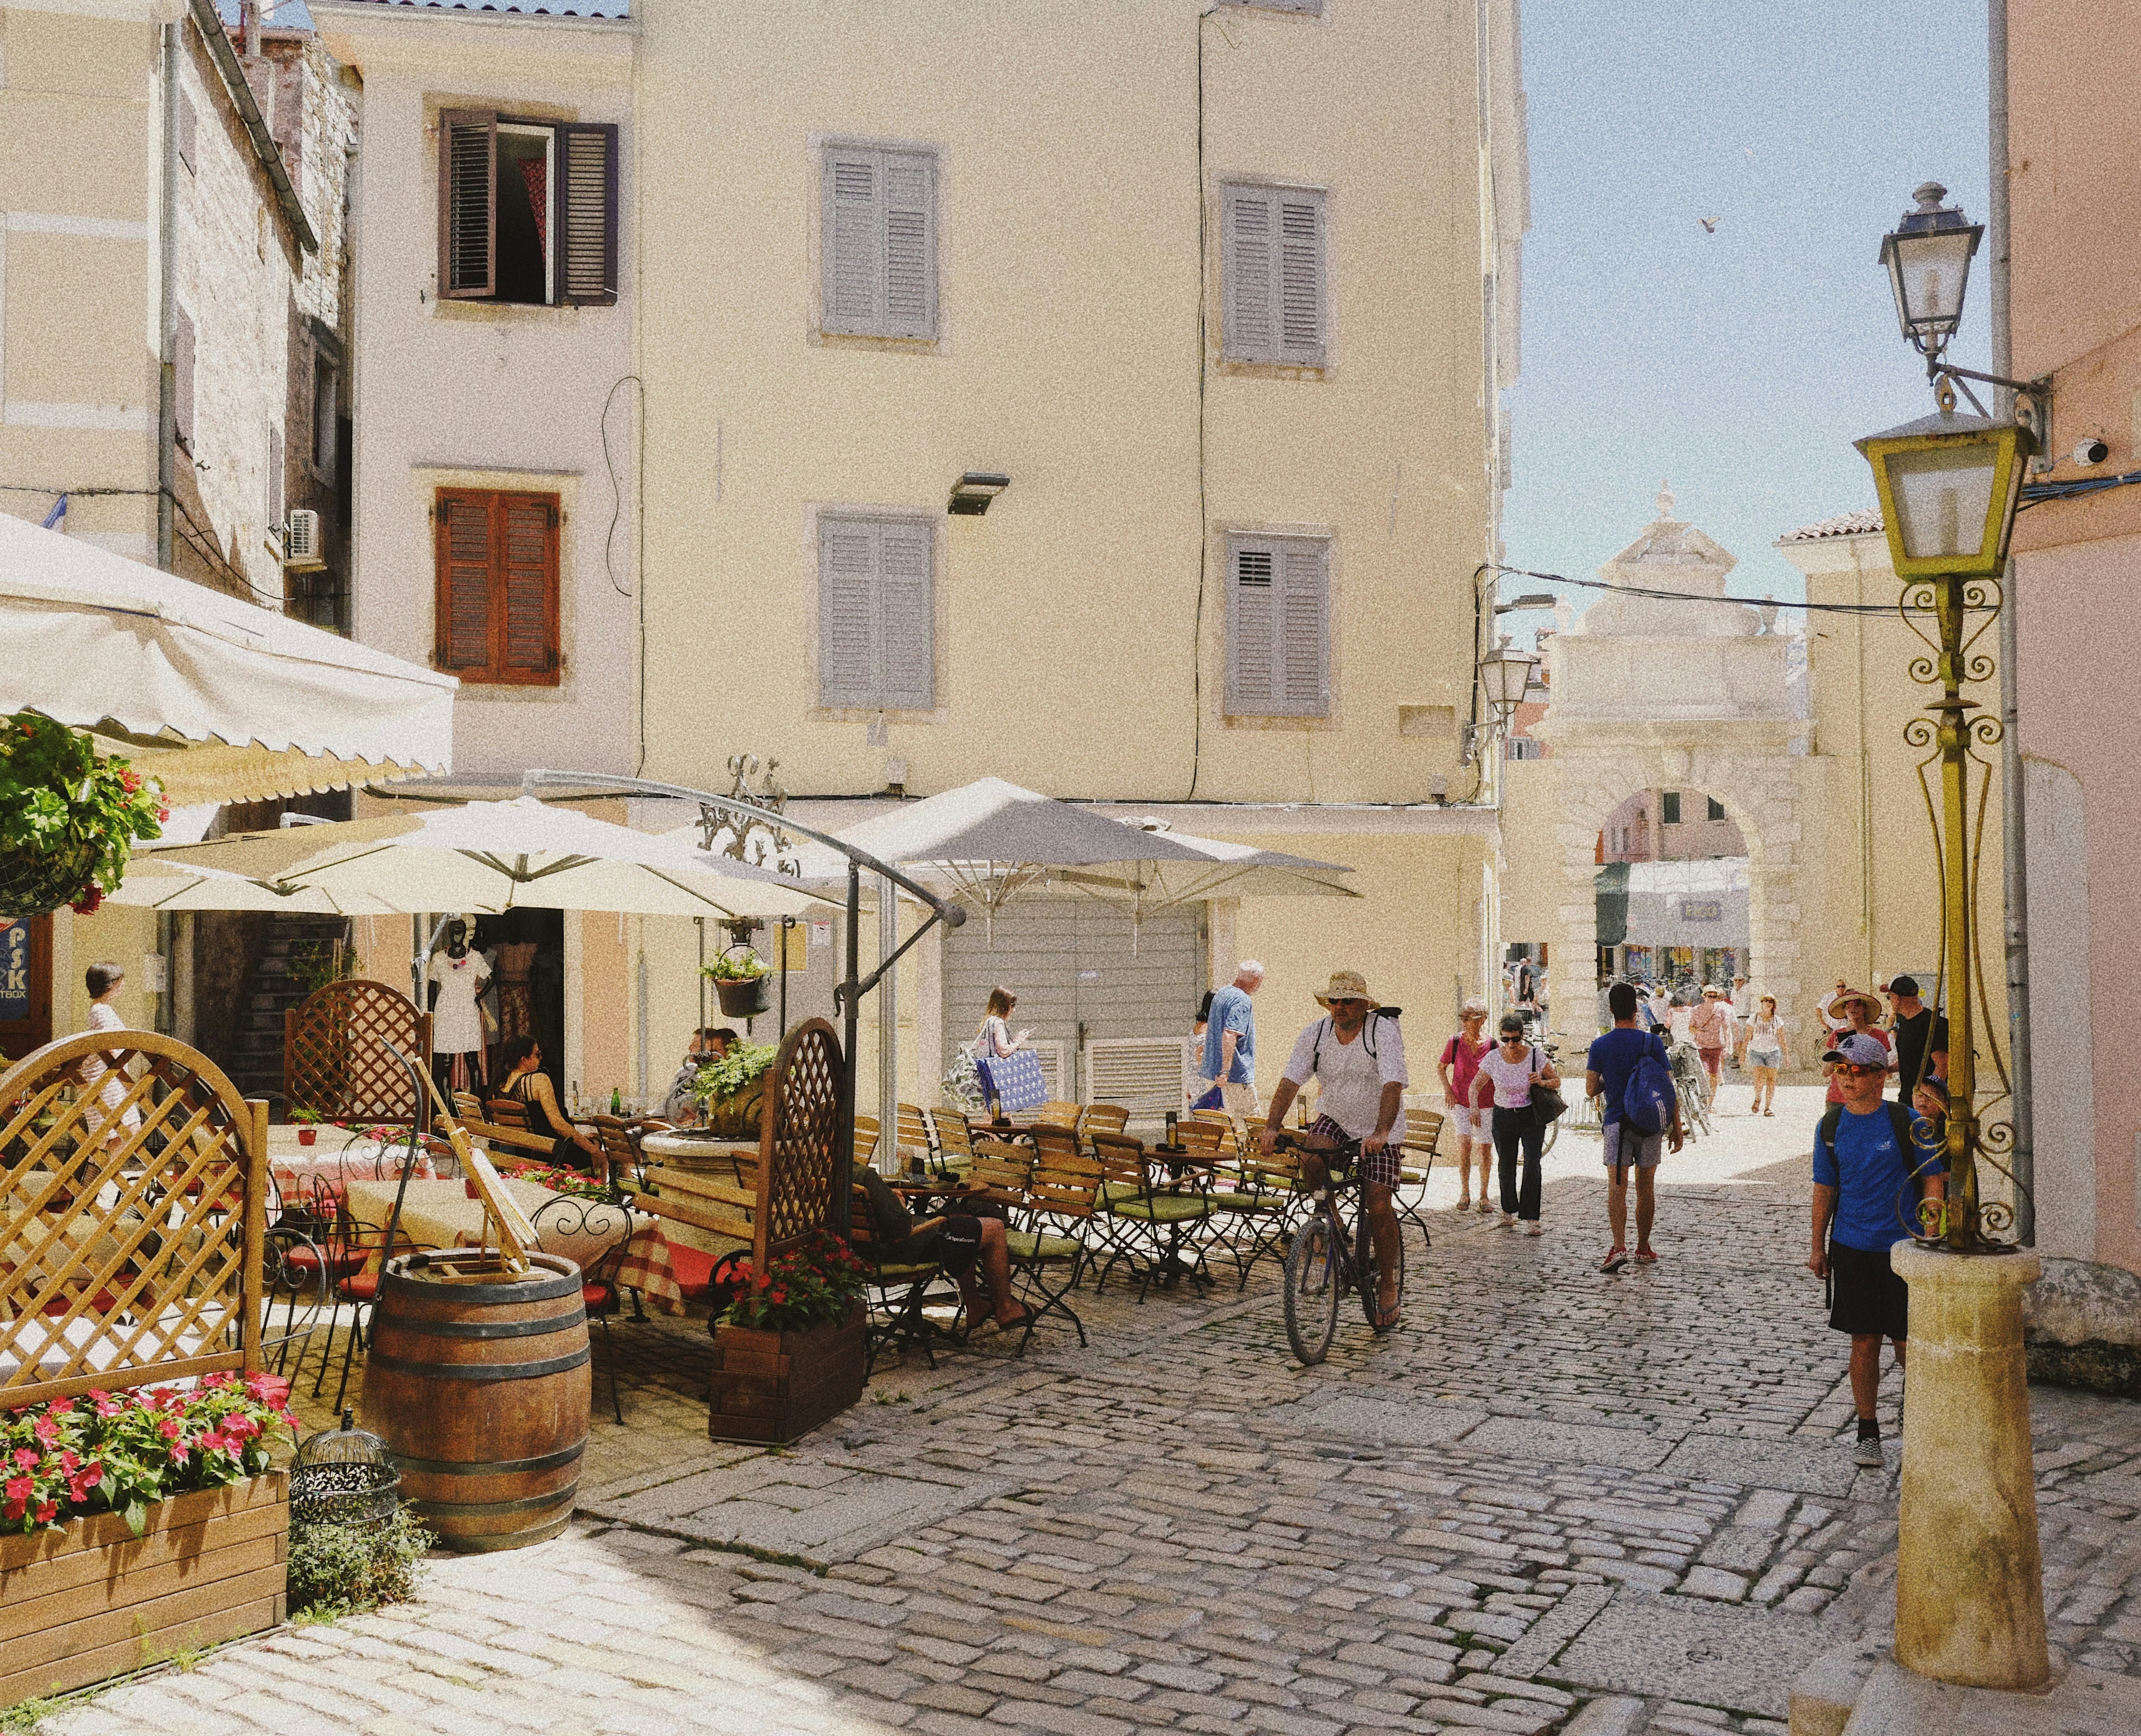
972, 987, 1030, 1117
1745, 993, 1789, 1117
77, 960, 139, 1148
1468, 1012, 1560, 1233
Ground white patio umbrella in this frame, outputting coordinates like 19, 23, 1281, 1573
136, 799, 825, 920
829, 777, 1214, 938
0, 511, 454, 806
1064, 819, 1357, 911
105, 856, 399, 915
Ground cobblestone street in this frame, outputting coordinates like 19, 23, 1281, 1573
31, 1088, 2141, 1736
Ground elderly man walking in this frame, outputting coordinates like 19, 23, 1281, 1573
1200, 960, 1265, 1119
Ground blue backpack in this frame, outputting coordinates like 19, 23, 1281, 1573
1622, 1042, 1677, 1136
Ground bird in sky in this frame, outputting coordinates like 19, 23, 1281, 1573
1699, 216, 1722, 234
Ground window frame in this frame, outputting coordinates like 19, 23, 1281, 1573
436, 106, 619, 310
1218, 178, 1331, 369
1661, 791, 1683, 825
432, 487, 564, 688
816, 138, 942, 343
1223, 530, 1331, 720
814, 510, 939, 715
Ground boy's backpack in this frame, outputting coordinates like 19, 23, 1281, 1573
1816, 1100, 1921, 1177
1622, 1041, 1678, 1136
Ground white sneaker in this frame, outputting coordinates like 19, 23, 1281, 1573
1853, 1433, 1884, 1468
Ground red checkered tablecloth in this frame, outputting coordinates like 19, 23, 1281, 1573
614, 1223, 685, 1315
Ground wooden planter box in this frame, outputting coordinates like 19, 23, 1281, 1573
709, 1309, 865, 1445
0, 1473, 288, 1705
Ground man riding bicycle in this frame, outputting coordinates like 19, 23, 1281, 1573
1258, 970, 1408, 1331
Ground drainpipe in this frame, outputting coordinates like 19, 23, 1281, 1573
1989, 0, 2033, 1243
156, 19, 180, 573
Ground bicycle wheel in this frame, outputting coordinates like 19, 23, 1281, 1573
1282, 1210, 1341, 1366
1541, 1116, 1559, 1156
1356, 1205, 1405, 1335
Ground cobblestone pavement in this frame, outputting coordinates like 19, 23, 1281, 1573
29, 1088, 2141, 1736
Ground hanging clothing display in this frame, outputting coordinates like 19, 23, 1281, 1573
429, 928, 491, 1097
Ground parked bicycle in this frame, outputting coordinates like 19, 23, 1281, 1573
1275, 1131, 1402, 1366
1669, 1041, 1713, 1139
1536, 1040, 1600, 1156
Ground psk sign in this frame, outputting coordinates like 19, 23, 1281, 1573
1681, 900, 1722, 923
0, 921, 27, 1022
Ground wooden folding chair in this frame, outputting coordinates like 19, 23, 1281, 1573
854, 1113, 881, 1174
927, 1109, 974, 1180
1077, 1103, 1129, 1143
895, 1103, 936, 1174
1007, 1145, 1102, 1355
1398, 1108, 1443, 1244
850, 1182, 951, 1373
1034, 1100, 1082, 1131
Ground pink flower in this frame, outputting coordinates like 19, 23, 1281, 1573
157, 1417, 182, 1442
168, 1446, 188, 1468
243, 1373, 290, 1408
198, 1430, 232, 1454
12, 1448, 37, 1471
59, 1450, 79, 1476
3, 1476, 30, 1504
31, 1415, 59, 1446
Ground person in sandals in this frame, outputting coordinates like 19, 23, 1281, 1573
1258, 971, 1408, 1330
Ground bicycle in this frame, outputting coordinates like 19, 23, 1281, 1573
1669, 1042, 1713, 1139
1536, 1040, 1598, 1156
1275, 1132, 1403, 1366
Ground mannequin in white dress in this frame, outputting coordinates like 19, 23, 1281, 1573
428, 919, 491, 1098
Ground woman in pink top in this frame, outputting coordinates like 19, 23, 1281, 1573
1437, 998, 1493, 1212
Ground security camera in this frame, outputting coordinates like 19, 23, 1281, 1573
2074, 437, 2110, 467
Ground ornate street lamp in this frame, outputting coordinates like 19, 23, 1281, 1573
1479, 636, 1538, 727
1856, 185, 2053, 1698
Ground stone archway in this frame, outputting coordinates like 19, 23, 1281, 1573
1521, 488, 1818, 1048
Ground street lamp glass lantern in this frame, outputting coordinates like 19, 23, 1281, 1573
1878, 182, 1982, 356
1854, 411, 2033, 579
1479, 641, 1538, 720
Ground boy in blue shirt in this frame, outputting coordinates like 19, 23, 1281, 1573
1585, 981, 1684, 1273
1809, 1032, 1946, 1467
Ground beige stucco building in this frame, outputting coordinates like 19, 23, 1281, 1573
628, 0, 1529, 1116
2, 0, 355, 1063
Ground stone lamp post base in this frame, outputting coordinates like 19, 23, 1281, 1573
1892, 1242, 2050, 1690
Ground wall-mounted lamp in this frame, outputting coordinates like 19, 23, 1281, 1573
1494, 592, 1558, 614
948, 472, 1011, 516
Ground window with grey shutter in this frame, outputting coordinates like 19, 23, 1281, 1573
818, 516, 936, 710
1225, 535, 1328, 716
1222, 182, 1327, 365
821, 145, 938, 340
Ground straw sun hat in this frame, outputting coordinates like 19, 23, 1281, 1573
1314, 970, 1380, 1008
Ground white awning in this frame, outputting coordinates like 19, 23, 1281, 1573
0, 512, 456, 805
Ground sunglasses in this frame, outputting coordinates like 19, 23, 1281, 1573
1839, 1064, 1886, 1077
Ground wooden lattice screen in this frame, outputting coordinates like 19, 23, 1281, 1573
284, 980, 431, 1123
754, 1018, 844, 1265
0, 1032, 267, 1410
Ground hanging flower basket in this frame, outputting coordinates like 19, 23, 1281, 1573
703, 947, 771, 1017
0, 711, 167, 917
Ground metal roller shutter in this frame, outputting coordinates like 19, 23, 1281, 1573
941, 900, 1203, 1105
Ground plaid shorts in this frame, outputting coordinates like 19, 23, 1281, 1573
1311, 1114, 1402, 1189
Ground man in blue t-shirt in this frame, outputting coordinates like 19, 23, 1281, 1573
1809, 1031, 1946, 1468
1585, 981, 1684, 1274
1199, 961, 1265, 1117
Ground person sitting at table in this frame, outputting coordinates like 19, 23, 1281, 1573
658, 1027, 739, 1124
496, 1036, 602, 1170
858, 1167, 1034, 1336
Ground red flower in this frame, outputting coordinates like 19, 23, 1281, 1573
3, 1476, 29, 1504
31, 1415, 60, 1446
243, 1373, 290, 1408
33, 1500, 58, 1524
12, 1448, 37, 1471
157, 1417, 182, 1442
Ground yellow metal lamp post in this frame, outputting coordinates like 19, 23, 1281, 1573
1854, 184, 2051, 1694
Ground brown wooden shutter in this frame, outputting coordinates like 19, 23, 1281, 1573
498, 493, 560, 683
556, 123, 618, 306
438, 110, 496, 298
434, 489, 495, 676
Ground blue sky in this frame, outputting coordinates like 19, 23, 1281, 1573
1499, 1, 1992, 639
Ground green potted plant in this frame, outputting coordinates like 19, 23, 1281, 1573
708, 1231, 869, 1444
0, 710, 167, 917
289, 1107, 324, 1147
703, 947, 771, 1018
687, 1040, 778, 1139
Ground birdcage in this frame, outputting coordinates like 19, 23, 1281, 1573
290, 1408, 401, 1531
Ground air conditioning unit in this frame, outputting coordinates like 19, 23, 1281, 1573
282, 508, 326, 571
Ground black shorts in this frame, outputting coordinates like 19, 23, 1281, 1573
1828, 1241, 1909, 1341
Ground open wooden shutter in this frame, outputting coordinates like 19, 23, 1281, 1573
1277, 191, 1326, 363
556, 123, 618, 306
878, 520, 935, 709
818, 518, 879, 706
439, 110, 496, 298
1223, 187, 1277, 362
498, 493, 560, 682
434, 490, 494, 676
823, 149, 880, 333
880, 151, 936, 338
1225, 542, 1278, 714
1278, 539, 1329, 714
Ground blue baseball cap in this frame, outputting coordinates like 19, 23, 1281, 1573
1823, 1033, 1890, 1068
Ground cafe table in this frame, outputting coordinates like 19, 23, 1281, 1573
265, 1124, 445, 1204
343, 1176, 648, 1277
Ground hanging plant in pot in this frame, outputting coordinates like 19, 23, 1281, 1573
689, 1039, 778, 1139
0, 711, 167, 918
703, 946, 772, 1017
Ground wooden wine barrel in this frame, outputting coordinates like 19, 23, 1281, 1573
358, 1252, 590, 1553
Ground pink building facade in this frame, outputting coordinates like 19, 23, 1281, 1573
2009, 1, 2141, 1274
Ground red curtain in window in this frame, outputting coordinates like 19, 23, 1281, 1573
520, 158, 548, 254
